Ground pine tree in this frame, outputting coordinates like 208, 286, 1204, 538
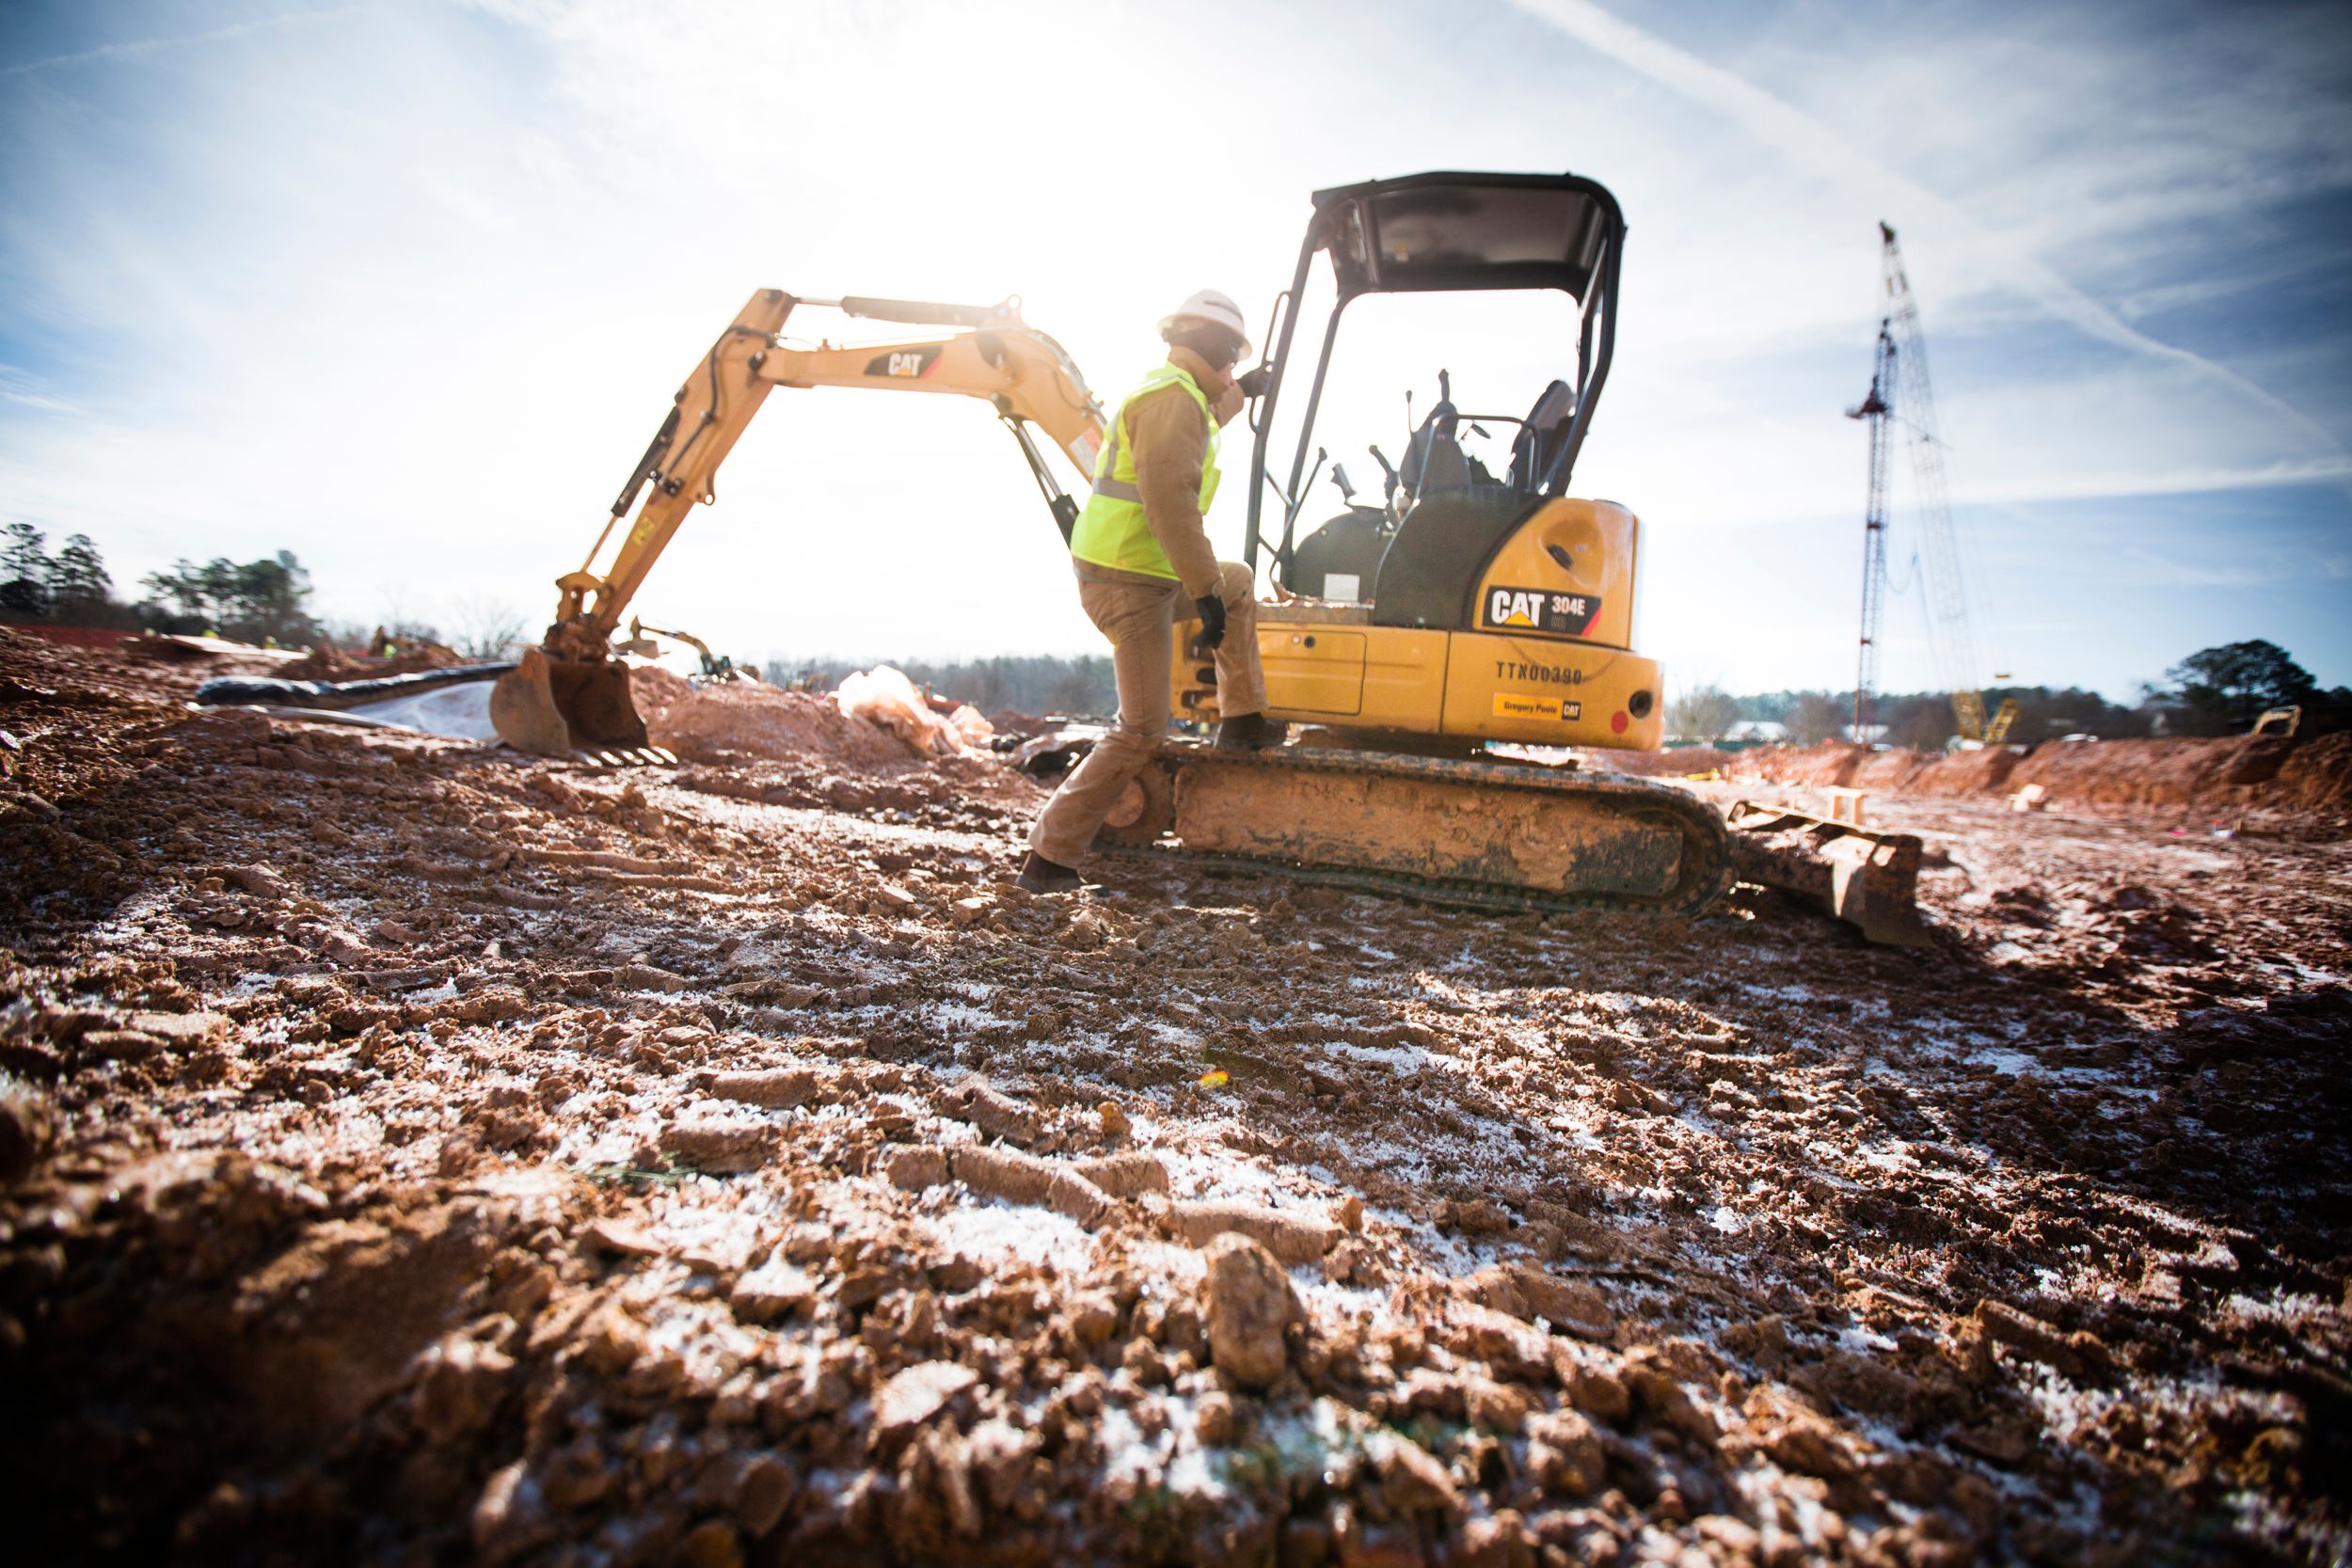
46, 533, 112, 613
0, 522, 52, 616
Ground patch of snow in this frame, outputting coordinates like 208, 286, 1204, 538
930, 1196, 1096, 1274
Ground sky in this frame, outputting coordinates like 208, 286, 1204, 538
2, 0, 2347, 704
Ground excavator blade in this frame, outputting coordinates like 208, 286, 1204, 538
1140, 747, 1731, 918
1724, 800, 1930, 947
490, 648, 650, 757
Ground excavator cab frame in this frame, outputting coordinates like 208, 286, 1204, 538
1242, 171, 1626, 587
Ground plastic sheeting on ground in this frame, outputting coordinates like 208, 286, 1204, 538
834, 666, 993, 757
343, 678, 501, 742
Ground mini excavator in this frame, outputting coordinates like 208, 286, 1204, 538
493, 171, 1925, 934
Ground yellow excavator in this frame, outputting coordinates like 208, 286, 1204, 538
493, 171, 1923, 931
615, 617, 755, 682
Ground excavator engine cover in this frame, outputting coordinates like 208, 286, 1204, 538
490, 648, 648, 756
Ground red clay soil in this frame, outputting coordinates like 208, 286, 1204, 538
276, 643, 468, 681
1728, 733, 2352, 835
1, 631, 2347, 1567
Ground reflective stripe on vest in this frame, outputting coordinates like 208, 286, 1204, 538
1068, 362, 1221, 579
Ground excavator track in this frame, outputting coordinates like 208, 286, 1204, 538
1107, 744, 1731, 919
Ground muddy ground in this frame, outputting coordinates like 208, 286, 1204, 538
1, 627, 2346, 1567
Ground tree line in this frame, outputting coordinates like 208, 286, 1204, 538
1669, 640, 2348, 747
761, 653, 1117, 718
1, 525, 321, 647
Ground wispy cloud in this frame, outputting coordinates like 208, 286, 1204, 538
0, 6, 362, 79
0, 365, 77, 415
1504, 0, 2347, 458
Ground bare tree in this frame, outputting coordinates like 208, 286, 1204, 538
451, 594, 530, 661
1788, 691, 1847, 747
1667, 683, 1740, 742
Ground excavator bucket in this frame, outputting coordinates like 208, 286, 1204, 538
1724, 800, 1930, 947
489, 647, 649, 757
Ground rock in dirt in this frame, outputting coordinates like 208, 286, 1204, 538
1200, 1233, 1298, 1389
1460, 1262, 1614, 1341
411, 1331, 516, 1443
1375, 1433, 1462, 1516
584, 1217, 666, 1258
883, 1145, 950, 1191
1525, 1409, 1604, 1494
949, 1145, 1111, 1227
1169, 1200, 1338, 1264
1977, 1297, 2114, 1382
872, 1359, 979, 1447
127, 1009, 230, 1048
1073, 1150, 1169, 1197
706, 1067, 825, 1109
472, 1461, 555, 1565
730, 1257, 817, 1323
660, 1117, 777, 1175
946, 1078, 1042, 1144
0, 1078, 57, 1182
441, 987, 530, 1025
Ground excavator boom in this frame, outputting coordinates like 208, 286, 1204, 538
491, 289, 1105, 755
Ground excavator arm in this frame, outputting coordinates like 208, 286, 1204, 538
493, 289, 1108, 755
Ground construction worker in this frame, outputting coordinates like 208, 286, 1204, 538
1018, 289, 1275, 894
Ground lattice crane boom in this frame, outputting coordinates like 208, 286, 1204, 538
1846, 325, 1894, 738
1853, 223, 2015, 745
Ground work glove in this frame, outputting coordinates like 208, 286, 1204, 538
1236, 364, 1274, 400
1192, 594, 1228, 652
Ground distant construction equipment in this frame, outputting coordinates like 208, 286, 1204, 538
1848, 223, 2016, 747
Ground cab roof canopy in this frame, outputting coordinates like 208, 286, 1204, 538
1310, 170, 1622, 300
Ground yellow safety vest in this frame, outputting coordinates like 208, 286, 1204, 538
1068, 362, 1222, 579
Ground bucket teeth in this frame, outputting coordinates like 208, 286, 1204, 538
489, 648, 648, 757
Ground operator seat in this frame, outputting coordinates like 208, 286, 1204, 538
1508, 379, 1578, 492
1399, 399, 1471, 501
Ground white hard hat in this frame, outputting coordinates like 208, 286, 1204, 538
1159, 289, 1251, 356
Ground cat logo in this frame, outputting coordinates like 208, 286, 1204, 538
864, 345, 943, 379
1487, 588, 1545, 627
1477, 582, 1604, 638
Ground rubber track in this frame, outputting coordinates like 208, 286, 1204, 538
1105, 744, 1733, 920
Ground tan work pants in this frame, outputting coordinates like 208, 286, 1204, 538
1028, 559, 1265, 866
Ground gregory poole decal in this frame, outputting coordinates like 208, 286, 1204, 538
1479, 585, 1603, 636
1492, 692, 1582, 722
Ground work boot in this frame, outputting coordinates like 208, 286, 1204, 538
1215, 711, 1279, 752
1015, 850, 1087, 895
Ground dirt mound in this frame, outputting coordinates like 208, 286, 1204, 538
1731, 731, 2348, 829
1579, 744, 1737, 778
275, 642, 464, 681
1736, 738, 1867, 788
2278, 729, 2352, 814
644, 675, 921, 770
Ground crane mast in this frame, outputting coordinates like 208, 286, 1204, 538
1847, 325, 1895, 739
1851, 223, 2014, 746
